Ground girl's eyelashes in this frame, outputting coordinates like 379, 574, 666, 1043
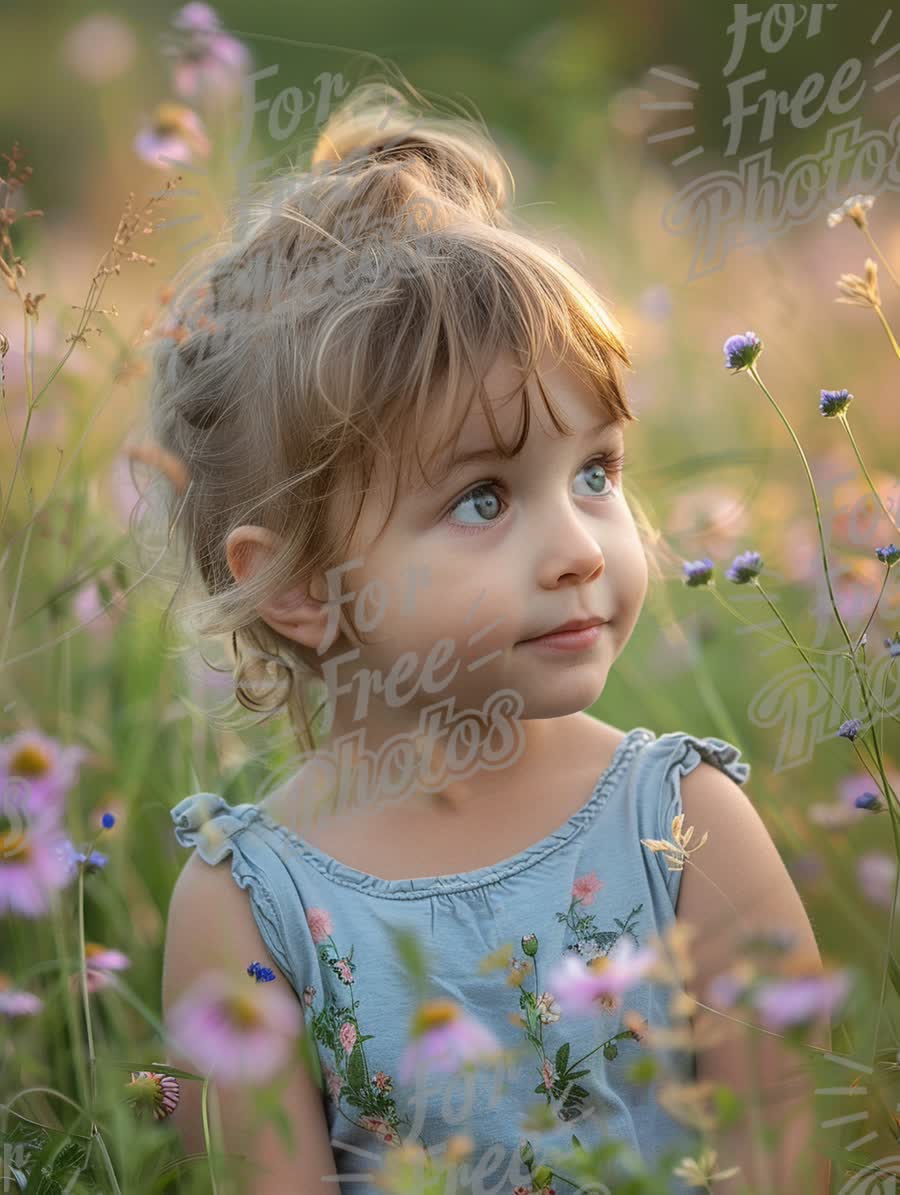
445, 451, 626, 531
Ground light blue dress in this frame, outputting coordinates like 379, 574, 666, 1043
170, 727, 750, 1194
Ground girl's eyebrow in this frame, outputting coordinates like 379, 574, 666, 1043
407, 418, 623, 496
442, 418, 622, 475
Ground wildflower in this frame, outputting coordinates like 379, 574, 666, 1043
59, 841, 108, 873
885, 633, 900, 658
126, 1071, 181, 1120
571, 870, 603, 906
819, 388, 853, 417
0, 972, 43, 1016
69, 943, 131, 995
167, 969, 302, 1085
398, 998, 503, 1085
165, 3, 251, 104
752, 968, 853, 1032
857, 851, 900, 912
548, 938, 658, 1015
725, 549, 763, 583
1, 797, 77, 917
246, 960, 275, 983
641, 811, 709, 872
723, 330, 762, 372
673, 1146, 741, 1187
837, 718, 862, 741
836, 259, 881, 308
133, 103, 211, 169
102, 812, 115, 829
0, 729, 89, 819
682, 557, 714, 587
855, 791, 886, 812
876, 544, 899, 566
827, 193, 875, 230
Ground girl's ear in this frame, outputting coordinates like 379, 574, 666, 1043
225, 526, 340, 655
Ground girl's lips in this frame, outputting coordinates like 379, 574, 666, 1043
518, 622, 606, 651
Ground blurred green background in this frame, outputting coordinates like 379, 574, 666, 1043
1, 1, 898, 1191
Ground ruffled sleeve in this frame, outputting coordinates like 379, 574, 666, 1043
170, 792, 313, 996
637, 732, 751, 911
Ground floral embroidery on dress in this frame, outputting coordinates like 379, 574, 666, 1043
506, 870, 646, 1126
303, 905, 412, 1148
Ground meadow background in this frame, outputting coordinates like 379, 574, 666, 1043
0, 1, 898, 1191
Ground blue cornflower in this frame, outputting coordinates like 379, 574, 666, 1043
837, 718, 862, 741
683, 558, 714, 587
723, 331, 762, 372
855, 791, 885, 812
875, 544, 899, 566
60, 840, 109, 873
726, 550, 763, 583
819, 389, 853, 417
102, 812, 116, 829
247, 961, 276, 983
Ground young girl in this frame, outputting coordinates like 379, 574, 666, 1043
157, 83, 829, 1194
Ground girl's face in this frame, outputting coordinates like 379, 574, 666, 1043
322, 350, 648, 739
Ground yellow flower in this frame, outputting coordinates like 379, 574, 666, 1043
640, 812, 709, 872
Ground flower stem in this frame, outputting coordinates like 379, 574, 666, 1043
706, 583, 846, 656
862, 225, 900, 292
748, 366, 855, 652
750, 578, 879, 774
852, 567, 890, 655
873, 305, 900, 360
839, 414, 899, 536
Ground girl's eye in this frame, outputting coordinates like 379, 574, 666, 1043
446, 453, 625, 529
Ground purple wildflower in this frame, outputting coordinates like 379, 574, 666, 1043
725, 549, 763, 583
0, 973, 43, 1016
102, 812, 116, 829
723, 331, 762, 372
548, 937, 659, 1015
59, 840, 108, 873
167, 969, 302, 1085
1, 796, 77, 917
885, 634, 900, 657
0, 729, 89, 820
875, 544, 899, 566
165, 4, 251, 104
683, 558, 714, 587
126, 1071, 181, 1120
134, 103, 211, 169
398, 999, 503, 1086
247, 961, 276, 983
752, 970, 852, 1032
857, 851, 899, 912
837, 718, 862, 741
819, 389, 853, 417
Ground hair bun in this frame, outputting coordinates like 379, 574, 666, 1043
311, 81, 510, 219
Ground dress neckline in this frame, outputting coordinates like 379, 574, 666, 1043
241, 726, 656, 899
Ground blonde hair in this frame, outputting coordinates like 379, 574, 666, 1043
142, 80, 659, 758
